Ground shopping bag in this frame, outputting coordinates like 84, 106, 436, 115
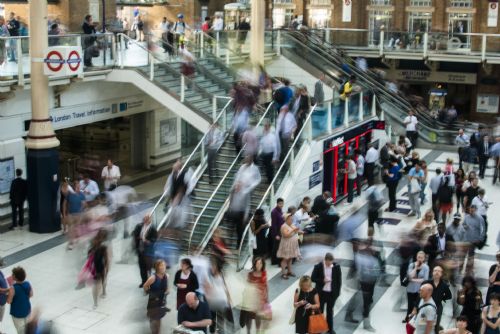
77, 253, 95, 286
308, 311, 329, 334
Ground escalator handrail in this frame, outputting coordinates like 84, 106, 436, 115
236, 102, 319, 270
188, 102, 277, 253
150, 98, 234, 229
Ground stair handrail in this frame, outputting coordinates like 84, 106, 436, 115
235, 102, 319, 270
187, 101, 276, 253
148, 97, 234, 228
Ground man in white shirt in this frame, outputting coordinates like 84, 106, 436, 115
471, 188, 489, 245
355, 149, 365, 196
346, 155, 357, 205
241, 127, 258, 160
259, 123, 279, 183
404, 110, 418, 149
80, 174, 100, 201
364, 144, 379, 186
429, 168, 443, 219
413, 284, 437, 334
211, 13, 223, 39
203, 123, 224, 184
228, 157, 261, 246
455, 129, 470, 170
101, 159, 121, 191
276, 105, 297, 161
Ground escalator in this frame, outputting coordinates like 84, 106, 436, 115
279, 31, 465, 145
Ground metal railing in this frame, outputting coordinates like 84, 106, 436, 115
187, 102, 277, 254
149, 97, 235, 229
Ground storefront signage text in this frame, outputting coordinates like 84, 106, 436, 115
394, 70, 477, 84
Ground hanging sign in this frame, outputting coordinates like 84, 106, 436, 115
44, 46, 83, 77
489, 1, 499, 28
342, 0, 352, 23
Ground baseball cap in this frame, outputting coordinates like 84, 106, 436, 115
177, 14, 184, 19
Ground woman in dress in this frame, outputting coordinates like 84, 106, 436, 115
143, 259, 169, 334
482, 293, 500, 334
7, 266, 33, 334
205, 258, 231, 334
244, 257, 269, 334
439, 315, 472, 334
486, 253, 500, 306
438, 176, 454, 224
412, 209, 437, 247
293, 275, 320, 334
458, 276, 483, 334
250, 208, 270, 258
174, 258, 199, 310
90, 229, 109, 309
277, 213, 302, 279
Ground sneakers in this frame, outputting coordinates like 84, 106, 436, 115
407, 211, 416, 217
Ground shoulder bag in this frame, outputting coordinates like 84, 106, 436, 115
308, 309, 329, 334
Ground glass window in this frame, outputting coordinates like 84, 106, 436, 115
309, 8, 331, 28
449, 0, 472, 7
371, 0, 392, 5
273, 8, 294, 28
274, 0, 293, 3
409, 12, 432, 33
310, 0, 331, 5
368, 10, 391, 46
117, 0, 167, 3
448, 12, 472, 49
410, 0, 432, 6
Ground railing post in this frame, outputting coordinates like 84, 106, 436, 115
379, 30, 384, 57
290, 149, 295, 178
17, 39, 24, 86
111, 34, 117, 66
120, 35, 125, 69
180, 75, 185, 102
225, 49, 230, 65
372, 95, 377, 117
423, 32, 428, 58
325, 29, 330, 44
482, 34, 487, 62
276, 30, 281, 56
387, 124, 392, 142
212, 96, 217, 121
200, 32, 204, 58
201, 141, 206, 165
270, 184, 275, 210
343, 99, 349, 127
77, 36, 84, 78
380, 108, 385, 121
359, 92, 364, 121
149, 53, 154, 81
327, 102, 332, 133
216, 31, 220, 57
222, 107, 227, 132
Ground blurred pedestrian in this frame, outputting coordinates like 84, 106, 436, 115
365, 144, 379, 186
231, 104, 250, 153
48, 23, 60, 46
250, 208, 270, 258
430, 168, 444, 219
7, 267, 32, 334
174, 258, 199, 310
346, 155, 357, 205
80, 174, 99, 202
228, 157, 261, 246
355, 149, 365, 196
314, 73, 325, 109
204, 123, 224, 184
365, 185, 384, 229
276, 105, 297, 161
485, 252, 500, 306
0, 258, 8, 332
457, 276, 483, 334
7, 12, 19, 62
422, 266, 452, 333
241, 126, 258, 160
133, 214, 158, 288
89, 229, 109, 309
205, 259, 232, 334
463, 205, 485, 273
241, 257, 269, 334
404, 110, 418, 149
144, 259, 169, 334
259, 122, 279, 184
385, 157, 402, 212
101, 159, 121, 191
9, 168, 27, 230
455, 129, 470, 170
66, 181, 86, 250
405, 251, 429, 322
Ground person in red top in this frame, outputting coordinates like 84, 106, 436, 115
201, 16, 211, 33
243, 257, 269, 334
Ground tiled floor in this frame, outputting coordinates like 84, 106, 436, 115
0, 148, 498, 334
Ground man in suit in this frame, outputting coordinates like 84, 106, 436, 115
424, 223, 455, 271
9, 168, 27, 230
478, 135, 492, 179
133, 214, 158, 287
311, 252, 342, 334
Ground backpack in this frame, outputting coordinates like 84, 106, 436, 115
338, 80, 348, 94
437, 183, 453, 204
273, 87, 286, 106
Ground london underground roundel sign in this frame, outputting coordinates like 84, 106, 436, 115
44, 50, 65, 72
67, 50, 82, 72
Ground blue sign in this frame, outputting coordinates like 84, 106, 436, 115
309, 171, 322, 190
313, 161, 320, 173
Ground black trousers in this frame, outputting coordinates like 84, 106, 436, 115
11, 202, 24, 227
271, 237, 281, 265
406, 130, 417, 148
207, 148, 217, 182
368, 209, 379, 228
431, 193, 439, 220
319, 291, 336, 333
365, 162, 375, 186
356, 174, 363, 196
233, 132, 242, 153
387, 181, 398, 211
458, 147, 465, 169
347, 178, 355, 203
228, 211, 245, 246
479, 155, 489, 177
406, 292, 419, 316
361, 282, 375, 317
138, 252, 153, 284
260, 152, 274, 184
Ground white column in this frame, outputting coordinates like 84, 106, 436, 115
250, 0, 265, 67
343, 99, 349, 127
358, 92, 364, 121
25, 0, 59, 149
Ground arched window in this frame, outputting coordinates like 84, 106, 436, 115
448, 0, 474, 49
368, 0, 393, 46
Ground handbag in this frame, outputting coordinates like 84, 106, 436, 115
77, 253, 96, 286
289, 288, 301, 325
308, 310, 329, 334
410, 178, 421, 194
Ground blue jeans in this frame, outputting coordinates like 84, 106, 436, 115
420, 182, 427, 204
7, 39, 16, 61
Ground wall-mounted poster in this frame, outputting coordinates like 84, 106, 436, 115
477, 94, 499, 114
0, 158, 15, 194
342, 0, 352, 23
160, 118, 177, 147
488, 1, 499, 28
